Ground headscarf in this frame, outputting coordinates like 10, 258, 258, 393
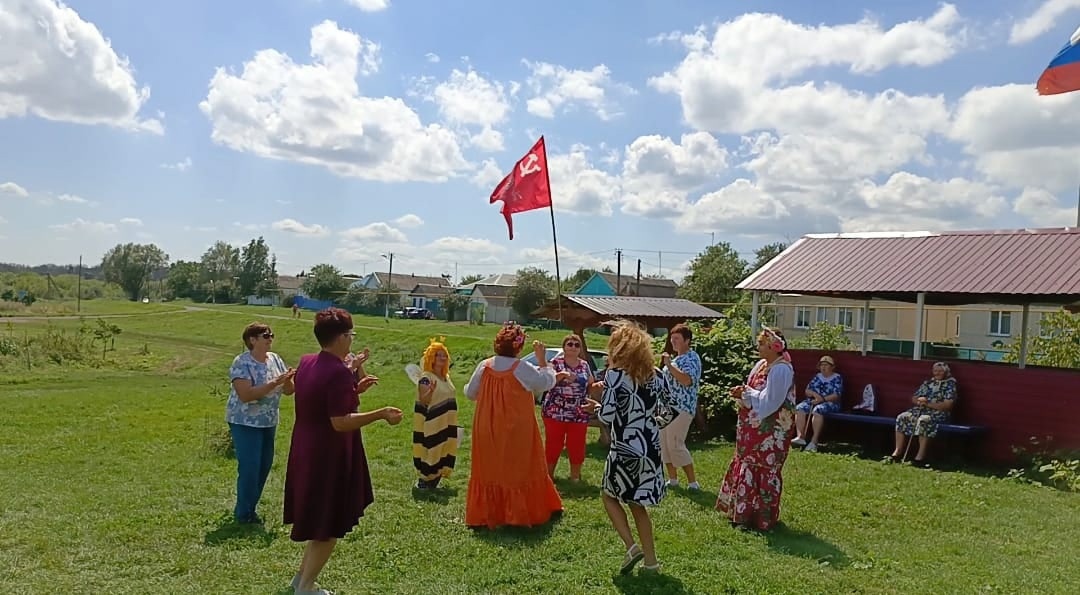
760, 326, 792, 363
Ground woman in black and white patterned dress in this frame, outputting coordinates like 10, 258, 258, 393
586, 320, 673, 575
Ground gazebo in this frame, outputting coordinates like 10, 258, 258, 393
532, 294, 723, 341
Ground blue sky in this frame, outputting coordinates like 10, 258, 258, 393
2, 0, 1079, 280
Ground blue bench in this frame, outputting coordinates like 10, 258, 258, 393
819, 411, 988, 459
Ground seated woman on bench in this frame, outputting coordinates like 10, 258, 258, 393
889, 362, 958, 467
792, 355, 843, 452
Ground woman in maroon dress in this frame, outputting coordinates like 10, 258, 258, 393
283, 308, 403, 594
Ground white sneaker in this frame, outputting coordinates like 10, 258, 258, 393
803, 443, 818, 453
687, 482, 701, 491
666, 479, 679, 488
791, 437, 807, 447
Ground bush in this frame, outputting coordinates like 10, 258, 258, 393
206, 381, 235, 459
1008, 436, 1080, 493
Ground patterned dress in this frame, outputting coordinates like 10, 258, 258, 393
895, 377, 958, 438
795, 372, 844, 416
716, 359, 796, 531
598, 368, 673, 507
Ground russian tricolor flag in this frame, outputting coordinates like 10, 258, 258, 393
1038, 25, 1080, 95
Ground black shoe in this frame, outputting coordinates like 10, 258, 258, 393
237, 514, 263, 525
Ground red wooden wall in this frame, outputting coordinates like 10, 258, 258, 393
788, 350, 1080, 463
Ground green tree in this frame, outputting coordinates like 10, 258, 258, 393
677, 242, 748, 305
509, 267, 555, 319
166, 260, 201, 300
302, 264, 349, 301
458, 273, 484, 286
101, 243, 169, 301
441, 291, 471, 321
200, 241, 240, 285
237, 237, 278, 298
750, 242, 787, 325
565, 268, 597, 292
1005, 310, 1080, 369
338, 287, 378, 313
792, 322, 856, 351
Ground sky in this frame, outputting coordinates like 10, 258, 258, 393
2, 0, 1080, 282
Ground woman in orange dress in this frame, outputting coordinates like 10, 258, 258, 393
463, 321, 568, 529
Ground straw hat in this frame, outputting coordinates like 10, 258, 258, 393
818, 355, 835, 366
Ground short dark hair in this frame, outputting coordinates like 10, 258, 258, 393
670, 323, 692, 343
313, 308, 353, 347
242, 322, 271, 349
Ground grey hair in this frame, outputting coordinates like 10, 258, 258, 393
932, 361, 951, 377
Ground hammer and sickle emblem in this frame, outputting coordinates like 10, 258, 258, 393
518, 153, 542, 176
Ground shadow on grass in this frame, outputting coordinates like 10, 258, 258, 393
813, 440, 1008, 479
469, 512, 562, 548
677, 486, 720, 510
613, 571, 696, 594
203, 512, 275, 548
584, 438, 728, 462
764, 522, 849, 568
410, 486, 459, 505
554, 477, 599, 500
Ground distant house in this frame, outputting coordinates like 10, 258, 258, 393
457, 274, 518, 323
354, 272, 451, 309
246, 274, 305, 306
577, 271, 679, 298
408, 283, 452, 314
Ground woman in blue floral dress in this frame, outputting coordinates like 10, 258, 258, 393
792, 355, 843, 453
890, 362, 958, 466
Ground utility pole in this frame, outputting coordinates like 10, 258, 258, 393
635, 259, 641, 296
77, 255, 82, 313
658, 251, 663, 278
615, 249, 623, 296
382, 252, 394, 320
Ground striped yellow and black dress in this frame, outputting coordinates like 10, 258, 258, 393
412, 371, 459, 488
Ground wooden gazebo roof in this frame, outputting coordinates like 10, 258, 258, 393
533, 294, 723, 337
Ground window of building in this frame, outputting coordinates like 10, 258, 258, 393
837, 307, 854, 330
816, 307, 829, 324
795, 306, 812, 329
989, 311, 1012, 336
857, 308, 876, 332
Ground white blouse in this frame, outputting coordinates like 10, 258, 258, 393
464, 355, 557, 400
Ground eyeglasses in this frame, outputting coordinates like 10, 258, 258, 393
565, 342, 580, 347
344, 331, 356, 337
261, 332, 274, 339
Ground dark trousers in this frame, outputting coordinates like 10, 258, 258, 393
228, 423, 276, 522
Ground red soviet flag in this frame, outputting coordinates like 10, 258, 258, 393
489, 136, 552, 240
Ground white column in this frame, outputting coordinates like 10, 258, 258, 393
914, 292, 926, 361
1019, 304, 1030, 369
861, 299, 871, 355
750, 291, 761, 336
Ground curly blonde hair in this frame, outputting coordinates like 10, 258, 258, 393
421, 337, 450, 375
606, 319, 656, 384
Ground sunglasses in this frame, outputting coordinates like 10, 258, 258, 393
261, 332, 274, 339
565, 342, 581, 347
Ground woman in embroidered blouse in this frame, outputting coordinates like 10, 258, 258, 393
542, 334, 595, 481
716, 327, 796, 532
225, 322, 295, 524
792, 355, 843, 453
463, 322, 567, 529
889, 362, 958, 467
659, 323, 703, 491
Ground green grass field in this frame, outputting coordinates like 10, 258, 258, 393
2, 303, 1078, 594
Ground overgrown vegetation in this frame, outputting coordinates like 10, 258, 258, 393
792, 322, 857, 351
1004, 310, 1080, 369
1008, 436, 1080, 493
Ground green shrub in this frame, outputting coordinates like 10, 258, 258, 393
1008, 436, 1080, 493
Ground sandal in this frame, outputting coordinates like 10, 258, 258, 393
640, 563, 662, 573
620, 544, 644, 575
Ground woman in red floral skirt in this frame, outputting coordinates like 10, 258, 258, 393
716, 327, 796, 532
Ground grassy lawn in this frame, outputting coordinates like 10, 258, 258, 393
0, 298, 182, 318
2, 303, 1078, 593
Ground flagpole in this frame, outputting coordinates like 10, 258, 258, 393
541, 137, 563, 324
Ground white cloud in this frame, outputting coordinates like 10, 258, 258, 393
0, 0, 161, 133
469, 126, 504, 152
425, 236, 505, 255
394, 214, 424, 228
429, 68, 510, 127
272, 218, 330, 237
1009, 0, 1080, 44
675, 179, 791, 234
849, 172, 1008, 228
425, 52, 440, 63
161, 157, 193, 172
620, 132, 729, 217
119, 217, 143, 226
56, 193, 89, 204
522, 60, 635, 120
1013, 187, 1077, 226
345, 0, 389, 12
471, 158, 506, 189
199, 20, 468, 183
48, 218, 117, 233
548, 147, 620, 215
340, 222, 408, 243
0, 182, 29, 197
518, 244, 612, 273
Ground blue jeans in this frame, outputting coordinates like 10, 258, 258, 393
229, 423, 276, 522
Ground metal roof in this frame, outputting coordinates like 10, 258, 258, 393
737, 227, 1080, 304
559, 295, 723, 319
